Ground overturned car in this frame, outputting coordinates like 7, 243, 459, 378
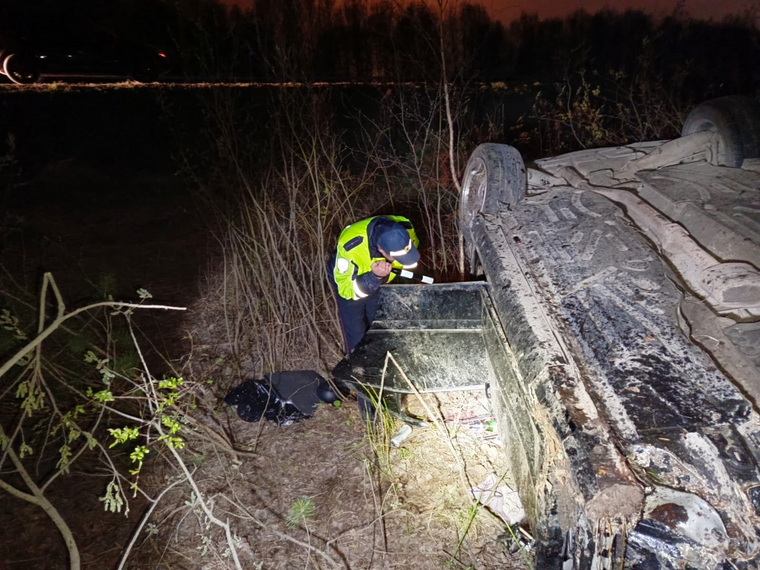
333, 95, 760, 568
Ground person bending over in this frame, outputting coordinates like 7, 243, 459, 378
327, 215, 420, 354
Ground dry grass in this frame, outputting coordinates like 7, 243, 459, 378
131, 377, 532, 569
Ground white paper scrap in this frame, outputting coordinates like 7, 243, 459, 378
470, 473, 526, 525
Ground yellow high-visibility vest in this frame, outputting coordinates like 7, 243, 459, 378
333, 216, 419, 300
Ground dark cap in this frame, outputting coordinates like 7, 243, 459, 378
378, 223, 420, 268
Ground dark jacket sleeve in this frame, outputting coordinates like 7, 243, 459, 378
355, 270, 383, 297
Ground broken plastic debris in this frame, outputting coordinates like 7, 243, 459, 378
470, 474, 526, 525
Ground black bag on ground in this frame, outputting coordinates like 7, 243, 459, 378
224, 371, 339, 425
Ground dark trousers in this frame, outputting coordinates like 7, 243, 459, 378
327, 254, 380, 354
334, 291, 380, 355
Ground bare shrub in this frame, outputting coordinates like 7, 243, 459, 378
184, 87, 382, 380
179, 81, 472, 386
356, 84, 468, 277
530, 64, 687, 157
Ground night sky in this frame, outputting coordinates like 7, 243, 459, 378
221, 0, 757, 23
481, 0, 756, 22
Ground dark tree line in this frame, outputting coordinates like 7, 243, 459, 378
2, 0, 759, 97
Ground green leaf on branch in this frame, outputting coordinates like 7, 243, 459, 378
0, 308, 28, 340
108, 426, 139, 447
156, 377, 184, 413
17, 381, 45, 416
100, 480, 125, 513
84, 350, 115, 385
19, 441, 33, 458
161, 415, 182, 434
15, 379, 29, 399
93, 390, 114, 403
157, 434, 185, 449
137, 288, 153, 299
84, 432, 97, 450
197, 534, 213, 556
158, 377, 184, 390
129, 445, 149, 474
56, 444, 72, 473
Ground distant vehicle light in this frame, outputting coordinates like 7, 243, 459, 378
158, 52, 167, 59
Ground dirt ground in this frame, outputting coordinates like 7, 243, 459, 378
0, 148, 533, 569
134, 384, 534, 569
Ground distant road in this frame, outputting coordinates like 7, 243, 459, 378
0, 75, 401, 88
0, 76, 532, 90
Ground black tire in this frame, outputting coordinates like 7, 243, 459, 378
459, 143, 525, 274
3, 53, 40, 85
681, 95, 760, 167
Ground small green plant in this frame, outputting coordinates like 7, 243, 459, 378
285, 497, 316, 528
145, 522, 159, 538
285, 497, 318, 567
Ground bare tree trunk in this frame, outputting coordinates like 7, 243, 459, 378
436, 0, 465, 278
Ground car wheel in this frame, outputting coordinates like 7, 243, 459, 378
459, 143, 526, 274
3, 53, 40, 85
681, 95, 760, 167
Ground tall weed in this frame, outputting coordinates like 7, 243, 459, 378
183, 84, 467, 379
